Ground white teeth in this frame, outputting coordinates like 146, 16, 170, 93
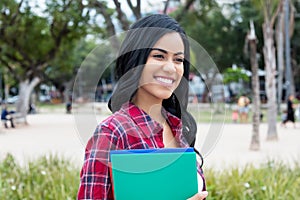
156, 77, 173, 84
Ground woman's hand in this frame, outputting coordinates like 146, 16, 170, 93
187, 191, 208, 200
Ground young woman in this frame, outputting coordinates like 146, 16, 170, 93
77, 14, 207, 200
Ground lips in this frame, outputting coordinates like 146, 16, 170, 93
154, 76, 175, 87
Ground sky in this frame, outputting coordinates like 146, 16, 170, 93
28, 0, 241, 17
107, 0, 242, 15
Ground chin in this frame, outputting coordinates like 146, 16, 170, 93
140, 84, 175, 101
155, 91, 173, 100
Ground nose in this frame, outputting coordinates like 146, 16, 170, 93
162, 59, 176, 73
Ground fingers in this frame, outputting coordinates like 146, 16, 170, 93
187, 191, 208, 200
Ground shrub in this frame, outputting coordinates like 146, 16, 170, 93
0, 154, 79, 200
205, 161, 300, 199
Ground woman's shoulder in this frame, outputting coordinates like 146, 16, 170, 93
97, 108, 135, 133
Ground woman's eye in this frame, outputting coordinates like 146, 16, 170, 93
175, 58, 184, 63
153, 54, 164, 59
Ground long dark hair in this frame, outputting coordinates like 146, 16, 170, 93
108, 14, 197, 147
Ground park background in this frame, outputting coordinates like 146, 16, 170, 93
1, 0, 300, 199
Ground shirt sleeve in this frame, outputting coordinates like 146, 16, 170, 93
77, 124, 119, 200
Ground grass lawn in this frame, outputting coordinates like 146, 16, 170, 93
6, 102, 286, 124
0, 154, 299, 199
188, 103, 284, 124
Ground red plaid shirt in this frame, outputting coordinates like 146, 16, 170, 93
77, 102, 205, 200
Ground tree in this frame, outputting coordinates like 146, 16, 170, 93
176, 0, 236, 102
276, 0, 297, 107
276, 1, 284, 113
46, 38, 99, 102
88, 0, 143, 50
246, 20, 261, 150
260, 0, 281, 140
86, 0, 142, 86
291, 1, 300, 89
223, 68, 250, 84
179, 0, 235, 71
283, 0, 296, 99
228, 0, 264, 68
0, 0, 89, 121
165, 0, 196, 21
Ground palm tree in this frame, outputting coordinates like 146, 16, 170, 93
253, 0, 282, 140
246, 20, 261, 150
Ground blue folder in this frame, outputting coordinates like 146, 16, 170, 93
109, 148, 198, 200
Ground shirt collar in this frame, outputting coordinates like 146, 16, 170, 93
120, 102, 187, 147
120, 102, 161, 138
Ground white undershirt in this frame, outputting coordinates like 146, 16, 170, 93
196, 156, 204, 191
197, 173, 204, 192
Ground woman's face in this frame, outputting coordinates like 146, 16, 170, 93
136, 32, 185, 102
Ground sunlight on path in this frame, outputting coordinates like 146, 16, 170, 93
1, 113, 299, 170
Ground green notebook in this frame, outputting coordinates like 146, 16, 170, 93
109, 148, 198, 200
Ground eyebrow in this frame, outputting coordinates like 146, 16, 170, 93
151, 48, 184, 56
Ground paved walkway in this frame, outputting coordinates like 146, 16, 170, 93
0, 112, 299, 170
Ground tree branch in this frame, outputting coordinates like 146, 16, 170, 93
0, 44, 33, 70
0, 57, 20, 81
92, 1, 116, 36
91, 1, 120, 51
47, 1, 75, 62
126, 0, 141, 20
163, 0, 171, 14
289, 1, 295, 37
0, 0, 24, 33
113, 0, 130, 30
270, 0, 283, 27
4, 39, 33, 64
174, 0, 196, 22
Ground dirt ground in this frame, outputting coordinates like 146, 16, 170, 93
0, 112, 299, 170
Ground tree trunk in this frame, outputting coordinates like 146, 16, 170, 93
201, 71, 218, 103
284, 0, 295, 98
276, 6, 284, 114
262, 23, 278, 141
16, 77, 40, 123
248, 21, 260, 151
4, 84, 9, 102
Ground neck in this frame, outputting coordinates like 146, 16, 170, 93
132, 91, 165, 125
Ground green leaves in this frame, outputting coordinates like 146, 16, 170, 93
223, 67, 250, 84
0, 0, 89, 82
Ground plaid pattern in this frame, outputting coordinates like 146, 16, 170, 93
77, 102, 205, 200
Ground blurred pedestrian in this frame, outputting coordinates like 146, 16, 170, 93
237, 94, 250, 123
66, 102, 72, 114
281, 110, 287, 123
28, 103, 36, 114
281, 95, 296, 128
1, 104, 15, 128
66, 94, 72, 114
232, 107, 239, 123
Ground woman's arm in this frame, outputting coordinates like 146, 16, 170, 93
77, 125, 118, 200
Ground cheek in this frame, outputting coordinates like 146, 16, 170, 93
176, 65, 184, 86
139, 65, 153, 84
177, 65, 184, 78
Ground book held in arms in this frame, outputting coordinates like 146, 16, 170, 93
109, 147, 198, 200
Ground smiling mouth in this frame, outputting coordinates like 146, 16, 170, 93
154, 76, 175, 86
